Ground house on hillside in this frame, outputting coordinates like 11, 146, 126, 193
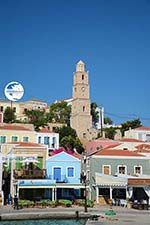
113, 138, 148, 151
36, 127, 59, 152
125, 126, 150, 142
0, 124, 36, 143
0, 124, 59, 153
0, 98, 48, 121
86, 137, 150, 153
86, 138, 121, 155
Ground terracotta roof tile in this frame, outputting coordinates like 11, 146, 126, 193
120, 138, 144, 142
135, 126, 150, 131
7, 142, 45, 147
86, 139, 120, 154
135, 144, 150, 149
94, 149, 144, 157
135, 149, 150, 153
0, 125, 31, 131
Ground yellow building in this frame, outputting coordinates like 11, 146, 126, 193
0, 124, 36, 144
0, 99, 49, 121
1, 142, 48, 200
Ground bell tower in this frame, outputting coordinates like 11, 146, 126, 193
71, 60, 97, 141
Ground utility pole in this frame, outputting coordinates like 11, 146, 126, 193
0, 148, 3, 193
100, 106, 103, 137
81, 152, 88, 212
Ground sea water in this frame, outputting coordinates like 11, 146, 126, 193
0, 219, 86, 225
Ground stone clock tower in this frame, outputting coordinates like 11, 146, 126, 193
70, 60, 97, 142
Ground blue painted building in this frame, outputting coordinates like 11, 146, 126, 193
46, 151, 81, 184
45, 151, 84, 200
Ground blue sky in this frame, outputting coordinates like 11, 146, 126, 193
0, 0, 150, 125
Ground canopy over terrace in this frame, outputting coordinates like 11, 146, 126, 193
21, 157, 39, 164
17, 179, 85, 201
95, 173, 128, 204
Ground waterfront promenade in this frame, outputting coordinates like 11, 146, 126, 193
0, 205, 149, 224
0, 206, 150, 225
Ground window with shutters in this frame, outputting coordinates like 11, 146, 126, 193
102, 165, 111, 175
134, 166, 142, 175
118, 165, 127, 174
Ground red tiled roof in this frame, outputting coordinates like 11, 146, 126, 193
50, 148, 81, 159
94, 149, 144, 157
135, 149, 150, 153
120, 138, 144, 143
86, 139, 120, 154
135, 144, 150, 149
135, 126, 150, 131
0, 125, 31, 131
7, 142, 45, 147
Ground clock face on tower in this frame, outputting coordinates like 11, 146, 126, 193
81, 87, 85, 92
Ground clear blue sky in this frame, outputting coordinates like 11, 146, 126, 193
0, 0, 150, 125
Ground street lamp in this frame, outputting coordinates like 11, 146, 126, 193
81, 146, 103, 213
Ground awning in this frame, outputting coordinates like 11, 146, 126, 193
95, 173, 127, 187
17, 180, 85, 189
18, 179, 56, 188
21, 157, 39, 164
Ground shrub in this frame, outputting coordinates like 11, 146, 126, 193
74, 199, 94, 207
47, 200, 57, 207
58, 199, 72, 207
18, 200, 34, 208
40, 199, 49, 207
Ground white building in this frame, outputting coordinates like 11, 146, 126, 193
96, 106, 104, 130
125, 126, 150, 142
36, 127, 59, 152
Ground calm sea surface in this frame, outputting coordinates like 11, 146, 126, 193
0, 219, 86, 225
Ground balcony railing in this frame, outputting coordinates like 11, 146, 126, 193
13, 169, 46, 179
48, 175, 68, 183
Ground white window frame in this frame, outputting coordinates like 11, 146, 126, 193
134, 165, 142, 175
117, 165, 127, 175
102, 165, 111, 175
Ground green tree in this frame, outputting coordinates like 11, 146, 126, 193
55, 125, 77, 140
3, 107, 16, 123
55, 126, 83, 154
91, 102, 99, 127
104, 117, 113, 125
121, 118, 142, 136
48, 101, 71, 125
24, 109, 47, 131
103, 127, 117, 140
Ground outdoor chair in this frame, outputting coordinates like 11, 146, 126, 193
112, 198, 116, 206
120, 199, 127, 207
